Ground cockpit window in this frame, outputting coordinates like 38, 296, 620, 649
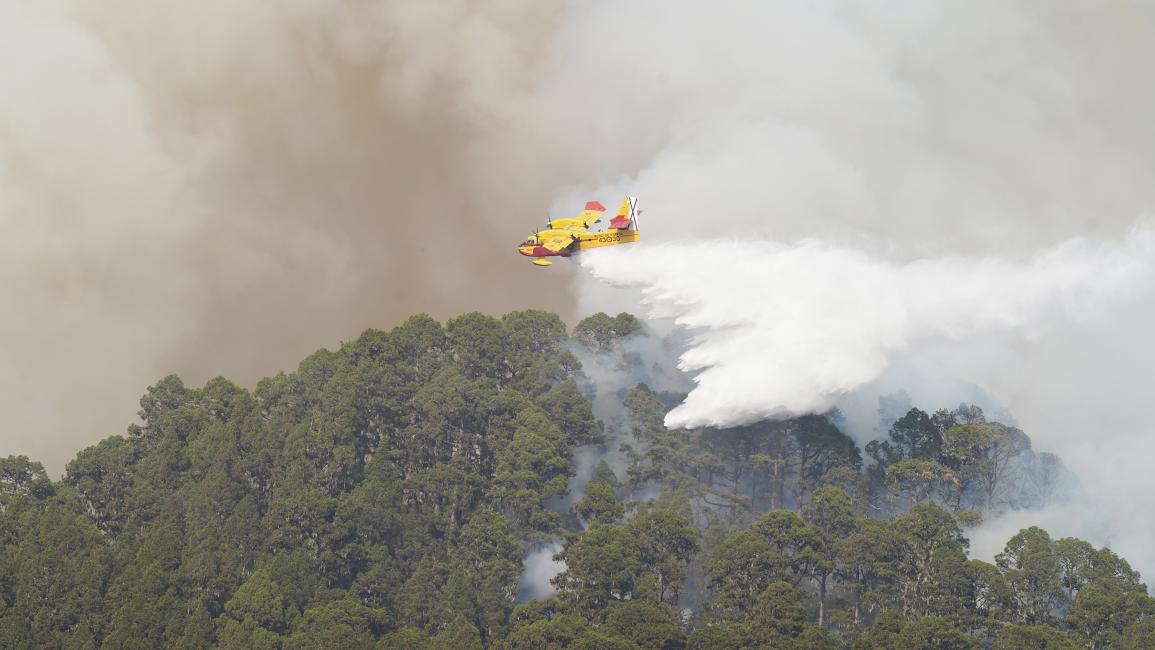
522, 236, 536, 245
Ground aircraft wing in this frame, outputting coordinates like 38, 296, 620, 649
577, 201, 606, 228
541, 232, 576, 252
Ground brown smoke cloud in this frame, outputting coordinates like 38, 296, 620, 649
1, 1, 645, 473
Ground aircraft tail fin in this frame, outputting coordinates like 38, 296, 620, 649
609, 196, 639, 230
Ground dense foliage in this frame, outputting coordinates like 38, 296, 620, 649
0, 310, 1150, 649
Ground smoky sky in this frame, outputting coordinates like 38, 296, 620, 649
4, 4, 1155, 583
1, 1, 596, 473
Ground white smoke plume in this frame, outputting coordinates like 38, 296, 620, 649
580, 229, 1154, 429
516, 539, 564, 602
553, 2, 1155, 580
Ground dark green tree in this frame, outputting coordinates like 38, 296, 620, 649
575, 461, 624, 525
888, 408, 942, 460
628, 508, 699, 605
803, 486, 856, 624
573, 312, 641, 352
553, 524, 644, 618
995, 527, 1065, 625
991, 624, 1080, 649
605, 601, 685, 649
896, 615, 977, 649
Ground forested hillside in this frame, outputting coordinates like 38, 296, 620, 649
1, 310, 1151, 649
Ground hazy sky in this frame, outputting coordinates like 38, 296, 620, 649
2, 1, 584, 471
3, 1, 1155, 586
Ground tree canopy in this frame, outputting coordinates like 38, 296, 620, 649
0, 310, 1141, 649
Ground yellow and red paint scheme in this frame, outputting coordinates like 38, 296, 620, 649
517, 197, 640, 267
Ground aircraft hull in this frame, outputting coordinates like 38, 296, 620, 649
517, 230, 638, 261
574, 229, 640, 251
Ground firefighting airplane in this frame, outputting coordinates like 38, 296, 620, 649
517, 196, 640, 266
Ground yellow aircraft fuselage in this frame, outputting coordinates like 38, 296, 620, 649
517, 197, 640, 266
517, 228, 639, 258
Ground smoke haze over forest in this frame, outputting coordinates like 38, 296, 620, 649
4, 0, 1155, 581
